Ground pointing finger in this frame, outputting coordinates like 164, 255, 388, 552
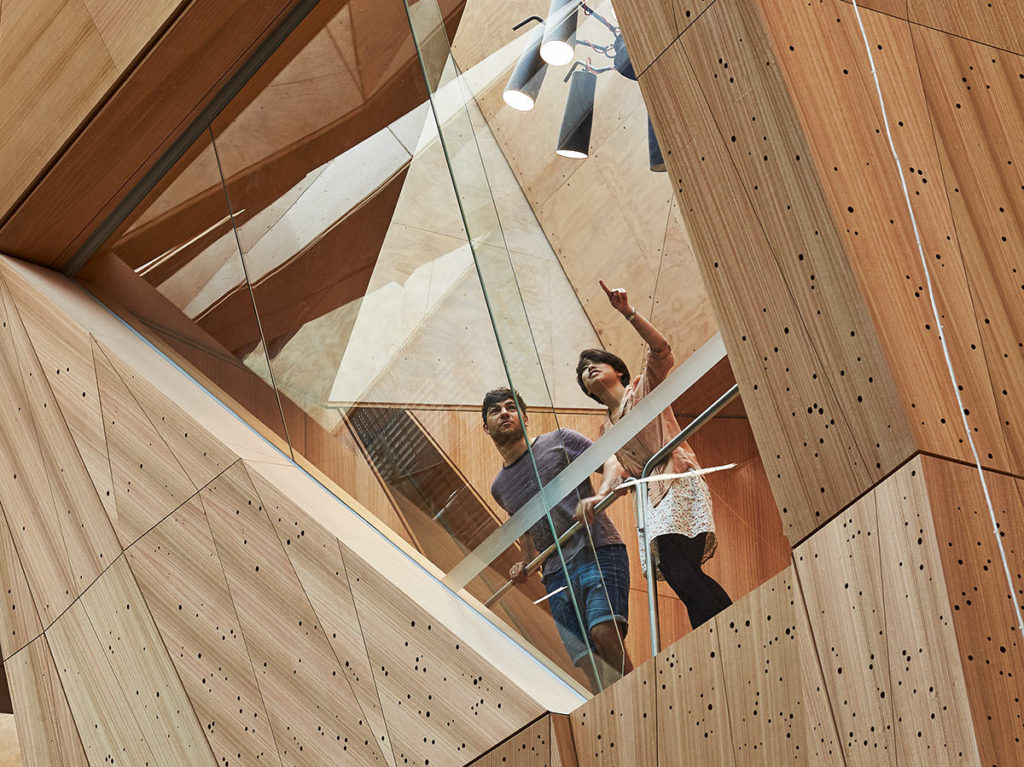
599, 279, 613, 297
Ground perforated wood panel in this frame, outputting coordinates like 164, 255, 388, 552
909, 0, 1024, 56
637, 1, 915, 543
125, 493, 282, 766
570, 658, 656, 766
922, 456, 1024, 766
467, 715, 550, 767
610, 0, 713, 75
0, 506, 43, 660
3, 635, 88, 767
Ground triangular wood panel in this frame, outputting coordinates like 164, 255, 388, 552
98, 340, 237, 492
0, 502, 43, 659
793, 571, 844, 766
0, 282, 78, 624
0, 268, 117, 524
570, 659, 657, 766
343, 548, 543, 766
93, 339, 197, 546
0, 279, 120, 590
655, 620, 735, 766
3, 635, 88, 767
126, 492, 282, 766
715, 568, 802, 764
247, 466, 396, 767
199, 461, 388, 766
79, 557, 216, 765
794, 495, 897, 765
45, 596, 157, 766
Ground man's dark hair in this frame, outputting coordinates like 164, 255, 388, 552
481, 387, 527, 423
576, 349, 631, 404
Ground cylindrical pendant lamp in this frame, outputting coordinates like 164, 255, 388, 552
541, 0, 578, 66
503, 24, 548, 111
556, 69, 596, 158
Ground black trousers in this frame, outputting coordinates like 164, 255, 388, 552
656, 533, 732, 629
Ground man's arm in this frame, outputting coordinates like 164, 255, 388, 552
510, 533, 537, 583
575, 455, 628, 524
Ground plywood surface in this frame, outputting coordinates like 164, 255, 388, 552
570, 657, 656, 767
467, 715, 551, 767
3, 635, 87, 767
0, 510, 43, 660
125, 493, 283, 767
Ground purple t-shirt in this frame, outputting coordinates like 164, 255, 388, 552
491, 429, 624, 578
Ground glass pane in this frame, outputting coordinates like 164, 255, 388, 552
76, 129, 291, 449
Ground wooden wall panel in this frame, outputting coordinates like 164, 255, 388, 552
82, 0, 185, 72
467, 715, 550, 767
0, 269, 117, 523
99, 340, 237, 492
0, 287, 79, 624
913, 26, 1024, 474
922, 457, 1024, 767
656, 621, 734, 766
45, 598, 157, 766
0, 280, 120, 590
77, 557, 216, 765
607, 0, 713, 75
248, 468, 395, 767
3, 636, 88, 767
0, 510, 42, 660
794, 493, 897, 765
908, 0, 1024, 57
93, 339, 198, 546
125, 493, 282, 767
570, 658, 656, 767
715, 568, 801, 764
200, 461, 388, 766
0, 0, 118, 220
874, 458, 979, 764
763, 0, 1011, 473
344, 550, 544, 767
639, 38, 871, 542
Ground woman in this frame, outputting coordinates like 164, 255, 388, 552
575, 281, 731, 629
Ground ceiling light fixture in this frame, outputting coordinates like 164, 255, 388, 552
540, 0, 579, 66
503, 17, 548, 111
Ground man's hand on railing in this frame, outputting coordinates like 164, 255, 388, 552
509, 560, 529, 583
574, 496, 602, 525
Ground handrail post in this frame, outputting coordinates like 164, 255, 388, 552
639, 481, 661, 656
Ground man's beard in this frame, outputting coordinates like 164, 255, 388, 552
491, 422, 525, 448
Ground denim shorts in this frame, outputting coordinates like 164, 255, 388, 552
542, 544, 630, 664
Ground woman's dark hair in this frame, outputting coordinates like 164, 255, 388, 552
575, 349, 631, 404
481, 387, 526, 423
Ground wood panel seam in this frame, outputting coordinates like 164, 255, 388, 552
791, 555, 848, 767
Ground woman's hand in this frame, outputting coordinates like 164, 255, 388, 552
600, 280, 634, 318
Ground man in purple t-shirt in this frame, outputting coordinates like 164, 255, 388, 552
482, 387, 633, 689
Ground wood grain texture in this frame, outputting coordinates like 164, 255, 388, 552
98, 339, 237, 492
656, 619, 734, 766
909, 0, 1024, 56
715, 568, 801, 764
793, 493, 897, 765
764, 0, 1012, 474
248, 468, 396, 767
82, 0, 185, 72
0, 266, 117, 525
0, 279, 120, 591
0, 283, 78, 624
3, 635, 87, 767
125, 492, 282, 767
93, 339, 198, 546
344, 547, 544, 767
610, 0, 713, 75
466, 715, 550, 767
922, 457, 1024, 767
45, 596, 157, 766
639, 36, 872, 542
77, 557, 216, 766
0, 508, 43, 661
0, 0, 118, 220
913, 25, 1024, 475
200, 461, 389, 766
570, 657, 656, 767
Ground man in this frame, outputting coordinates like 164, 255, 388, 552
482, 387, 633, 689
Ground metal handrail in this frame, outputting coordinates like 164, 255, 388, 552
484, 383, 740, 629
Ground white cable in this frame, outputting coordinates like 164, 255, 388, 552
851, 1, 1024, 632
